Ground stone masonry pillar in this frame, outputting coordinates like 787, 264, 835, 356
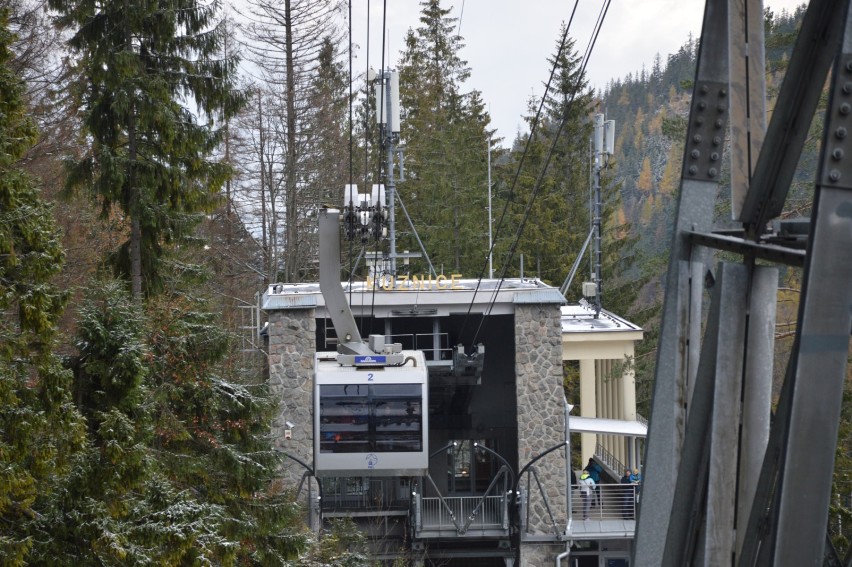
267, 308, 316, 490
515, 303, 568, 565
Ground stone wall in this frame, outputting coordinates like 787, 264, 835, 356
515, 303, 568, 544
521, 543, 569, 566
267, 308, 316, 487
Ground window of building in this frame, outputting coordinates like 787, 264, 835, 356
447, 439, 496, 494
319, 384, 422, 453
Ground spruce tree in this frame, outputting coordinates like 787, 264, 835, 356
143, 269, 310, 564
397, 0, 493, 276
240, 0, 343, 283
38, 274, 309, 564
301, 35, 352, 280
0, 9, 86, 564
496, 26, 593, 285
32, 280, 232, 565
49, 0, 244, 300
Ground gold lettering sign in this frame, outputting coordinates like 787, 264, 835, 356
364, 274, 464, 291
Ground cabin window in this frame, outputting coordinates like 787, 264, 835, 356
319, 384, 423, 453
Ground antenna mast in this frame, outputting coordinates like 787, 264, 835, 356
374, 69, 402, 274
591, 113, 615, 317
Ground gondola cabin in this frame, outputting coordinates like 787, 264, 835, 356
313, 350, 429, 476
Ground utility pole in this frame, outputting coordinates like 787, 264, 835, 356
487, 135, 494, 279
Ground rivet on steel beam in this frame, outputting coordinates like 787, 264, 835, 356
715, 119, 724, 129
845, 82, 852, 95
717, 104, 726, 113
832, 148, 844, 160
708, 168, 718, 178
711, 152, 720, 161
698, 101, 707, 110
713, 136, 722, 146
846, 60, 852, 72
719, 88, 727, 97
829, 169, 842, 181
693, 134, 703, 144
841, 103, 851, 115
696, 116, 705, 126
691, 149, 700, 159
837, 127, 848, 139
701, 84, 709, 94
689, 165, 698, 175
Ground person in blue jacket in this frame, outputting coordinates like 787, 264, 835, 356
620, 469, 636, 518
630, 468, 642, 498
584, 458, 603, 506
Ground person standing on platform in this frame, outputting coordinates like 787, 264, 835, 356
579, 471, 595, 520
584, 458, 603, 506
630, 468, 642, 501
620, 469, 635, 519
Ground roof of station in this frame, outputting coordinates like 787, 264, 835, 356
561, 301, 643, 334
262, 279, 642, 333
262, 277, 565, 316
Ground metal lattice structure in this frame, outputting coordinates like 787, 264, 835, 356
634, 0, 852, 564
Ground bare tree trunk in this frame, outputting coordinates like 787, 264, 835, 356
284, 0, 299, 282
269, 158, 279, 283
258, 93, 270, 287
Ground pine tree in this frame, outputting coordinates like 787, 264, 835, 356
0, 9, 86, 564
397, 0, 493, 276
300, 35, 352, 280
143, 269, 310, 563
495, 25, 593, 286
49, 0, 245, 300
33, 280, 235, 565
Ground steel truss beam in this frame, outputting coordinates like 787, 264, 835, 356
635, 0, 852, 565
739, 1, 852, 562
633, 0, 730, 561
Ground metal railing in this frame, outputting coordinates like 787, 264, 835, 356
321, 478, 406, 511
387, 332, 452, 363
414, 466, 512, 536
418, 495, 507, 533
595, 442, 628, 479
571, 483, 638, 521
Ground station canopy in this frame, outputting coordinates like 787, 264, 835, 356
568, 416, 647, 438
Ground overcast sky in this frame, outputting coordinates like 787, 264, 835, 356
348, 0, 807, 143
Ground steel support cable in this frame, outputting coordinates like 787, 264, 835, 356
363, 0, 371, 196
347, 0, 379, 339
468, 0, 612, 347
457, 0, 582, 341
348, 0, 355, 301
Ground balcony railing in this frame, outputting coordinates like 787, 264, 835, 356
595, 442, 629, 479
570, 482, 638, 522
413, 466, 512, 538
386, 332, 453, 364
415, 494, 508, 536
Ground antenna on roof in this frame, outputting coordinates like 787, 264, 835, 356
589, 113, 615, 317
374, 69, 402, 275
